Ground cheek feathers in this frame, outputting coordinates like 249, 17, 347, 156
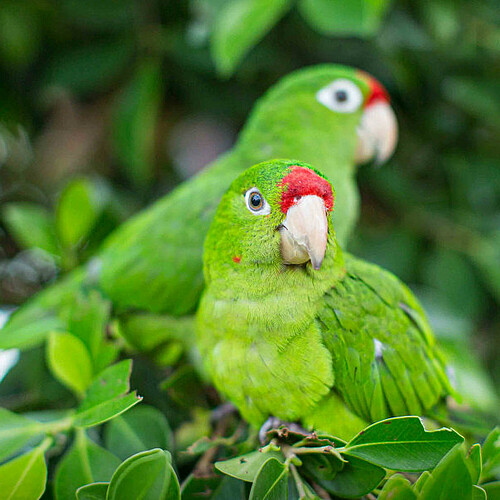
279, 166, 334, 213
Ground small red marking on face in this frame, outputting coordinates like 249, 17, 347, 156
279, 166, 334, 213
232, 256, 241, 263
357, 70, 390, 107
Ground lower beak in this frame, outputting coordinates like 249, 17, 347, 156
279, 195, 328, 270
355, 101, 398, 165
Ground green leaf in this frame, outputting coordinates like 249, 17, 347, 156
211, 476, 246, 499
301, 452, 344, 482
482, 482, 500, 498
0, 408, 44, 462
0, 315, 64, 350
47, 332, 93, 397
249, 457, 288, 500
73, 360, 141, 428
420, 445, 473, 500
0, 445, 48, 500
211, 0, 291, 77
74, 392, 141, 428
342, 417, 464, 471
298, 0, 390, 37
68, 291, 110, 367
314, 454, 385, 498
2, 203, 58, 255
76, 482, 109, 500
112, 59, 162, 187
56, 178, 100, 248
180, 474, 222, 500
107, 449, 180, 500
215, 448, 284, 482
473, 485, 487, 500
54, 431, 120, 500
466, 444, 482, 484
482, 427, 500, 480
414, 471, 431, 494
378, 474, 416, 500
105, 405, 173, 460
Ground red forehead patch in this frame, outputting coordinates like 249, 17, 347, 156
279, 166, 334, 213
357, 71, 390, 107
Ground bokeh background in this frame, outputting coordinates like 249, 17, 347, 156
0, 0, 499, 413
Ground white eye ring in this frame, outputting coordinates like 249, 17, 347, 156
244, 188, 271, 215
316, 78, 363, 114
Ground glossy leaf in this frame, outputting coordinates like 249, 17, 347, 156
466, 443, 482, 484
0, 408, 43, 462
378, 474, 416, 500
215, 448, 284, 482
107, 448, 180, 500
47, 332, 92, 397
76, 482, 109, 500
342, 417, 464, 471
104, 405, 173, 460
482, 481, 500, 498
0, 446, 47, 500
248, 457, 288, 500
314, 454, 385, 498
300, 451, 344, 481
54, 431, 120, 500
420, 445, 473, 500
473, 485, 487, 500
2, 203, 58, 255
211, 0, 291, 76
482, 427, 500, 479
73, 360, 141, 427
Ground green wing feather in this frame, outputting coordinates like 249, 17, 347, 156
315, 254, 453, 425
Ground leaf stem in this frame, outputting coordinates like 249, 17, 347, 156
293, 445, 346, 462
290, 463, 308, 499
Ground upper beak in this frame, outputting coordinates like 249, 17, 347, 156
279, 195, 328, 270
355, 101, 398, 165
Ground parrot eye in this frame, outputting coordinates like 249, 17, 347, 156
316, 78, 363, 114
244, 188, 271, 215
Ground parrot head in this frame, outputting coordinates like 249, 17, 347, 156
242, 65, 398, 166
204, 159, 338, 285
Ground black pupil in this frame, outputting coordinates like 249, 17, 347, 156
250, 193, 262, 208
335, 89, 348, 102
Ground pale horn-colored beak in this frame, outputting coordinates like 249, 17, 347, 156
279, 195, 328, 270
355, 101, 398, 165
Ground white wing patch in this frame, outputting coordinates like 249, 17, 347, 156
374, 338, 384, 360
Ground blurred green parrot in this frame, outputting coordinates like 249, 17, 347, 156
3, 65, 397, 348
197, 159, 454, 440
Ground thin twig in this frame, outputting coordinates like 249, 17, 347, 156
193, 413, 232, 476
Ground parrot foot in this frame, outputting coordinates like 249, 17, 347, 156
259, 417, 309, 444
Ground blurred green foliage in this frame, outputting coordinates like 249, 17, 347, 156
0, 0, 499, 498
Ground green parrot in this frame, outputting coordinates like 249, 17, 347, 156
3, 65, 397, 346
197, 159, 455, 440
